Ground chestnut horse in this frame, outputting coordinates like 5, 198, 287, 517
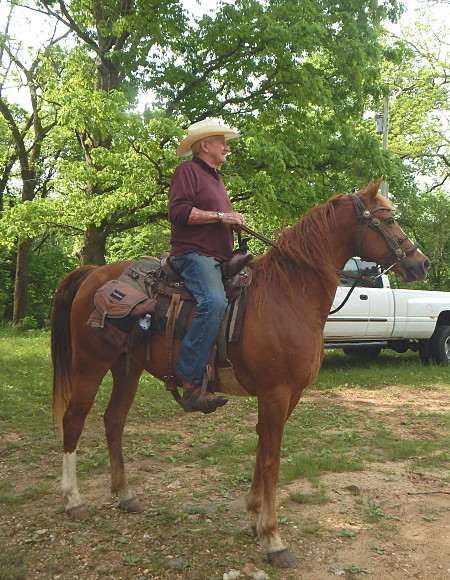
51, 180, 429, 568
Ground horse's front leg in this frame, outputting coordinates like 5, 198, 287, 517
246, 439, 263, 533
249, 391, 300, 569
106, 353, 143, 513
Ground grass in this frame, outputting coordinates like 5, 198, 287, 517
287, 489, 330, 505
0, 327, 449, 579
317, 348, 449, 389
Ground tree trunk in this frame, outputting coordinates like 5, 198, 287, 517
12, 239, 31, 324
78, 225, 107, 265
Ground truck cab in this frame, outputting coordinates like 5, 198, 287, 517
326, 258, 393, 339
323, 258, 450, 365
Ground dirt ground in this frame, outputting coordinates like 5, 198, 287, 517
1, 385, 450, 580
203, 386, 450, 580
274, 387, 450, 580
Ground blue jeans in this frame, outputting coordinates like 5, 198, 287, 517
170, 253, 228, 385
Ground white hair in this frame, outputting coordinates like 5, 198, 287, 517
191, 136, 218, 156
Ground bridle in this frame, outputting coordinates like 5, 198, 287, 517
328, 195, 420, 314
349, 194, 419, 274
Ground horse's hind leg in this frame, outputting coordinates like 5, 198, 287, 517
106, 353, 143, 514
62, 362, 111, 520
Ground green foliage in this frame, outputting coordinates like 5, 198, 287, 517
397, 190, 450, 290
0, 236, 78, 325
27, 237, 79, 325
106, 223, 171, 262
2, 0, 448, 323
377, 11, 450, 288
0, 247, 15, 320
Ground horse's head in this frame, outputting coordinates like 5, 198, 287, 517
352, 179, 429, 283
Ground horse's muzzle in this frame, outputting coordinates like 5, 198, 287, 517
394, 253, 430, 282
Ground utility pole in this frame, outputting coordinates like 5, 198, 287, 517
376, 93, 389, 197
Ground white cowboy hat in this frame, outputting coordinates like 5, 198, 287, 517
176, 118, 241, 157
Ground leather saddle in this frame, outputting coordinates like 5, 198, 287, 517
88, 244, 253, 401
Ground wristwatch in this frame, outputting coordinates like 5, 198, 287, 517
217, 211, 224, 222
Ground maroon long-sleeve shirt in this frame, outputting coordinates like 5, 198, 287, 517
168, 157, 234, 262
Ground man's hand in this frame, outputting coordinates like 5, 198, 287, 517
223, 212, 246, 229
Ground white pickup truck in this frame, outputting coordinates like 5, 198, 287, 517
324, 258, 450, 365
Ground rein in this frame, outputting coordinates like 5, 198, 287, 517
239, 224, 278, 247
328, 275, 364, 315
328, 270, 381, 315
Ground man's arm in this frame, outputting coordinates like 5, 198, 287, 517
188, 207, 246, 226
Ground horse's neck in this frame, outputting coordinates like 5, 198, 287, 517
273, 219, 353, 312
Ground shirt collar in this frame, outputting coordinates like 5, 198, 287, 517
192, 156, 223, 180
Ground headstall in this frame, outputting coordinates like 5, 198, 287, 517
349, 194, 419, 274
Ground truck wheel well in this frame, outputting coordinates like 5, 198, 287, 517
437, 311, 450, 326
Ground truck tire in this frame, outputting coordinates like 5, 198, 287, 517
430, 325, 450, 366
343, 346, 382, 358
418, 339, 432, 364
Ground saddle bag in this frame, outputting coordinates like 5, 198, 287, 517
87, 279, 156, 348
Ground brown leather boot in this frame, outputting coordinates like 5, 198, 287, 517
180, 381, 228, 414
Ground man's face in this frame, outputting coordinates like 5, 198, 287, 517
201, 135, 230, 168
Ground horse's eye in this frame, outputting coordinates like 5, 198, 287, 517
385, 217, 395, 225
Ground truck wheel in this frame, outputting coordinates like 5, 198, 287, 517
343, 346, 381, 358
418, 339, 432, 364
430, 325, 450, 366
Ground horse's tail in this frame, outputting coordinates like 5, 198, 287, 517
51, 265, 98, 429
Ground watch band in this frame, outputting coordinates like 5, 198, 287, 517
217, 211, 224, 222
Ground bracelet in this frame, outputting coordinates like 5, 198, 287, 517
217, 211, 224, 222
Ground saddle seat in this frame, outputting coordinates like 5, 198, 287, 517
160, 246, 253, 287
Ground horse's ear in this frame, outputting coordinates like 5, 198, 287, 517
365, 177, 383, 198
374, 176, 383, 191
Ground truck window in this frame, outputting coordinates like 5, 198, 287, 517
359, 261, 384, 288
340, 259, 384, 288
340, 259, 359, 286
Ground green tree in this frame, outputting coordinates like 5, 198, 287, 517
1, 0, 408, 325
6, 0, 401, 263
29, 0, 187, 264
380, 6, 450, 288
0, 3, 69, 322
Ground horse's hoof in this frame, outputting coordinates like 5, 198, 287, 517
66, 504, 89, 521
267, 548, 298, 569
119, 497, 143, 514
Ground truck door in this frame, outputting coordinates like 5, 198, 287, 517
325, 259, 395, 339
325, 259, 370, 338
365, 285, 394, 338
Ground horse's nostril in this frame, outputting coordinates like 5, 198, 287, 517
424, 259, 430, 272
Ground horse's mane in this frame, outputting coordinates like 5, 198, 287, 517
251, 194, 348, 307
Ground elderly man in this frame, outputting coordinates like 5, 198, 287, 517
168, 118, 246, 413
